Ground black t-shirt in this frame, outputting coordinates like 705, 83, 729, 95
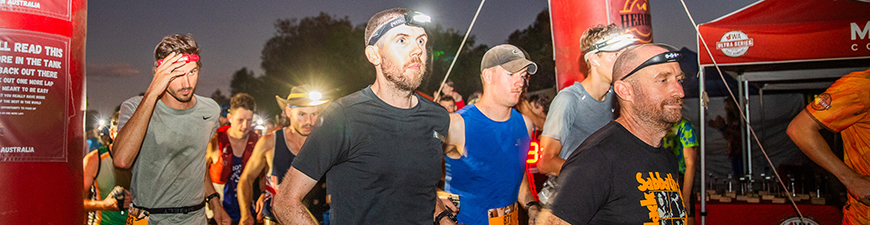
292, 86, 450, 225
551, 121, 686, 225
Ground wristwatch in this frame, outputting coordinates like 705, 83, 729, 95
525, 201, 541, 209
205, 193, 220, 203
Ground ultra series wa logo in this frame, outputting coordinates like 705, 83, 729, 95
716, 31, 754, 57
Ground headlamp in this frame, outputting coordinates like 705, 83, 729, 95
621, 51, 683, 81
367, 11, 431, 46
583, 33, 640, 61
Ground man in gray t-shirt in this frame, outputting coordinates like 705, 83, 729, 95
537, 24, 639, 205
113, 34, 229, 225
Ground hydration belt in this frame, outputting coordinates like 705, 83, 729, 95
131, 201, 205, 215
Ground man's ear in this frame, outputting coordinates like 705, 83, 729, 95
590, 53, 603, 67
613, 80, 633, 102
365, 45, 381, 65
482, 68, 493, 85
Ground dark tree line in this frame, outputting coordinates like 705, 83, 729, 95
220, 10, 554, 118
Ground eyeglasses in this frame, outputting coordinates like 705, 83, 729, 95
621, 51, 682, 80
367, 11, 431, 46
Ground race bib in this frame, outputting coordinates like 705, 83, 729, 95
487, 203, 519, 225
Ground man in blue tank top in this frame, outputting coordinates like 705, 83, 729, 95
237, 86, 328, 225
443, 44, 540, 225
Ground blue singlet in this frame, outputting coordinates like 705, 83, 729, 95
445, 105, 530, 225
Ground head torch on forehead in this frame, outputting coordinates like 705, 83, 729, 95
367, 11, 431, 46
621, 51, 683, 81
583, 33, 640, 55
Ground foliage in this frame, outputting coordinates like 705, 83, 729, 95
508, 9, 555, 92
230, 10, 554, 118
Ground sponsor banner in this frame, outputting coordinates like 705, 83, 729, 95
0, 28, 68, 162
0, 0, 70, 21
612, 0, 653, 44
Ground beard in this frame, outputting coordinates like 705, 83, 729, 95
167, 86, 195, 103
381, 54, 425, 91
631, 85, 683, 128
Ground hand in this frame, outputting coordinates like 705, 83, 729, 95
256, 194, 265, 222
845, 175, 870, 205
239, 214, 254, 225
527, 205, 541, 225
101, 195, 121, 211
147, 52, 190, 97
209, 198, 233, 225
112, 187, 132, 210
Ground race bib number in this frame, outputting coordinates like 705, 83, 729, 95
487, 203, 519, 225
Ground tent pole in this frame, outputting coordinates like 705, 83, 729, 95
743, 79, 752, 177
699, 67, 707, 225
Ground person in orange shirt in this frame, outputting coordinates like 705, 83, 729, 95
788, 68, 870, 225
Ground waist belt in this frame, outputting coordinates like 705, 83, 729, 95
133, 201, 205, 214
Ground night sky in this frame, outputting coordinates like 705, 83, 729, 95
85, 0, 756, 115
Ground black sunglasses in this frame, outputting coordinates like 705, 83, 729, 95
621, 51, 682, 80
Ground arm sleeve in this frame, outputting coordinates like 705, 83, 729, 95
678, 120, 699, 148
291, 103, 350, 181
549, 145, 612, 224
806, 77, 870, 132
541, 92, 576, 141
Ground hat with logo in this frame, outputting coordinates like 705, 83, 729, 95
276, 86, 329, 109
480, 44, 537, 75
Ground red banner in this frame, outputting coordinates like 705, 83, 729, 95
0, 0, 70, 20
550, 0, 652, 90
0, 29, 69, 162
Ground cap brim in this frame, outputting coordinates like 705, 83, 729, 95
501, 59, 538, 75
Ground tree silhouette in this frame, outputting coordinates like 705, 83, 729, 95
209, 89, 230, 106
508, 9, 556, 92
229, 11, 560, 118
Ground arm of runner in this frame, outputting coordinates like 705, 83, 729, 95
273, 166, 319, 225
82, 151, 99, 193
682, 145, 697, 207
239, 135, 273, 225
537, 136, 565, 176
82, 150, 115, 211
522, 114, 534, 136
206, 133, 219, 165
206, 169, 232, 225
519, 172, 540, 224
112, 52, 188, 168
788, 110, 870, 205
443, 113, 465, 159
434, 193, 458, 225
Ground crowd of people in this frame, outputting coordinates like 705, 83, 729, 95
81, 6, 870, 225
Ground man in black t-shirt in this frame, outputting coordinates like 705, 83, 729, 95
271, 8, 452, 225
536, 43, 688, 225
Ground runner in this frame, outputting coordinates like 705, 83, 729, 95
112, 34, 229, 225
207, 93, 260, 224
443, 44, 540, 225
238, 86, 328, 225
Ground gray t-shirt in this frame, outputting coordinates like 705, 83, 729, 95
542, 82, 615, 159
118, 95, 220, 225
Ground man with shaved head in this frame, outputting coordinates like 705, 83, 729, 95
536, 43, 688, 225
